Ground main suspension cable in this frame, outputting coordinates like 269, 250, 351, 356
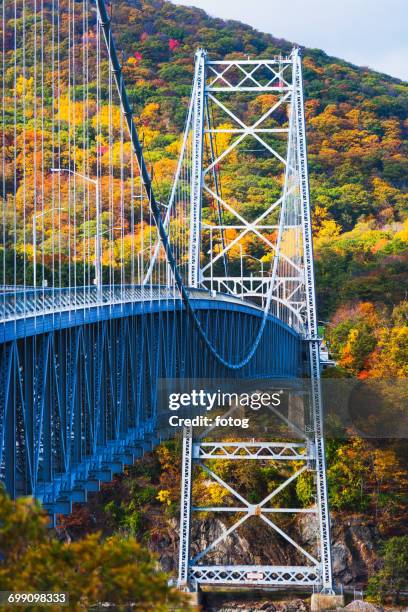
95, 0, 293, 370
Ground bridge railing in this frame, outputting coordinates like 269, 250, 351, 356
0, 285, 252, 324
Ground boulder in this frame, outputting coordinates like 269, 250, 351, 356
344, 600, 384, 612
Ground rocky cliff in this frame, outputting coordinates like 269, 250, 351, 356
152, 513, 381, 588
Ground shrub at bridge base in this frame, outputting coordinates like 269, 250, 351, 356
0, 487, 192, 610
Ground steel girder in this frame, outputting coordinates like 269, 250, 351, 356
189, 566, 320, 586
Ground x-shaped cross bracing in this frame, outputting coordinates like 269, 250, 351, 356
201, 186, 302, 276
207, 60, 292, 90
190, 455, 318, 566
204, 91, 292, 171
201, 82, 303, 307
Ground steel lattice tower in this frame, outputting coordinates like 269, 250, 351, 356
178, 49, 334, 593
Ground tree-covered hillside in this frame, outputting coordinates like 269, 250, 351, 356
2, 0, 408, 367
111, 0, 408, 316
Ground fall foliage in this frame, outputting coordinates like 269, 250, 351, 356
0, 486, 191, 610
1, 0, 407, 307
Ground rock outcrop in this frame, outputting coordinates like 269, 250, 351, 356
151, 512, 381, 588
344, 601, 384, 612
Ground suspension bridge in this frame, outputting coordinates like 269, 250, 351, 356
1, 0, 335, 596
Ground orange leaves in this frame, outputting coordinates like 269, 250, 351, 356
358, 302, 380, 324
329, 298, 408, 379
302, 57, 324, 75
305, 99, 320, 121
310, 104, 342, 134
152, 157, 177, 183
249, 93, 279, 116
344, 108, 361, 129
370, 237, 389, 254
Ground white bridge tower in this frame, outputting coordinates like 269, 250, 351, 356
179, 48, 334, 594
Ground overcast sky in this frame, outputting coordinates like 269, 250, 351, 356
173, 0, 408, 81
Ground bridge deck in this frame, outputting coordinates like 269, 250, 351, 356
0, 285, 300, 342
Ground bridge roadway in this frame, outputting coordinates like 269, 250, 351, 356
0, 285, 303, 518
1, 285, 253, 341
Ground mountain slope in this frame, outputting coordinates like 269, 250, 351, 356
1, 0, 407, 320
115, 0, 408, 317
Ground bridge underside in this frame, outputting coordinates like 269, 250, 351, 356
0, 296, 302, 517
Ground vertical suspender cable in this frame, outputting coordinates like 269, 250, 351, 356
95, 0, 281, 370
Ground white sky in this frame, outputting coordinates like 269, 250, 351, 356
173, 0, 408, 81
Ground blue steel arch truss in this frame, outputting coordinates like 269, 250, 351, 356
0, 295, 301, 517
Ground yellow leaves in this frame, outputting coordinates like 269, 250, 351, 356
361, 134, 380, 148
192, 480, 229, 509
140, 102, 160, 126
206, 483, 229, 506
395, 219, 408, 243
310, 104, 341, 134
156, 489, 172, 505
166, 138, 182, 157
348, 328, 359, 346
372, 449, 400, 483
92, 105, 122, 132
318, 142, 339, 162
312, 204, 329, 233
73, 147, 97, 172
100, 141, 133, 171
385, 327, 408, 376
208, 122, 235, 154
312, 204, 341, 248
249, 94, 279, 116
345, 108, 361, 129
57, 96, 96, 126
316, 219, 341, 241
340, 328, 360, 369
372, 177, 399, 207
15, 75, 34, 99
156, 445, 174, 471
139, 126, 161, 147
381, 118, 401, 139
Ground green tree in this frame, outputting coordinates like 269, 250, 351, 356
0, 488, 190, 611
366, 536, 408, 604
